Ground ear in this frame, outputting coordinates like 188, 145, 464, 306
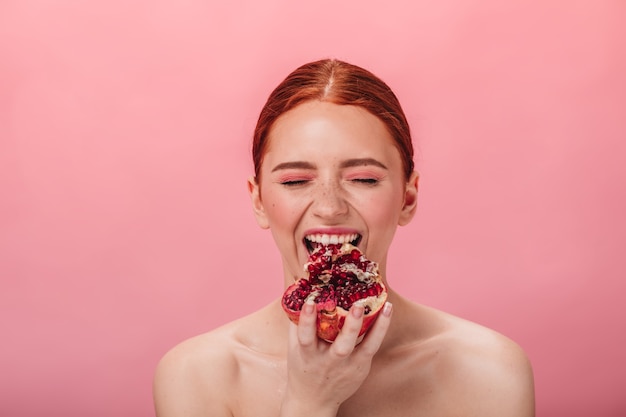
247, 176, 270, 229
398, 171, 419, 226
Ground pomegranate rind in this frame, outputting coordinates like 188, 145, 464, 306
281, 243, 387, 343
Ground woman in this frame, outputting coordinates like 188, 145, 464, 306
153, 59, 535, 417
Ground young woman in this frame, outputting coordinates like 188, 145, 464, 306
153, 59, 535, 417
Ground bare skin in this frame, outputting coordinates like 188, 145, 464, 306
154, 294, 534, 416
153, 101, 535, 416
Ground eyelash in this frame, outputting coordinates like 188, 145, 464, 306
280, 178, 379, 187
352, 178, 379, 185
280, 179, 309, 187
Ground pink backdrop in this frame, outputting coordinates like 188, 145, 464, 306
1, 1, 625, 416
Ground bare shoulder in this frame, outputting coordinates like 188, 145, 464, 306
423, 306, 535, 416
153, 323, 239, 417
153, 302, 287, 417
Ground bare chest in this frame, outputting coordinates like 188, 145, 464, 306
229, 354, 440, 417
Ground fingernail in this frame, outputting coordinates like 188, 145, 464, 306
382, 302, 393, 317
303, 299, 315, 314
352, 304, 364, 318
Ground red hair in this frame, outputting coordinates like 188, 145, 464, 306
252, 59, 415, 180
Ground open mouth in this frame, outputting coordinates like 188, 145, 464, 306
304, 233, 362, 254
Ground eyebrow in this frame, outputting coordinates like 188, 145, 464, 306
271, 158, 388, 172
271, 161, 316, 172
340, 158, 388, 170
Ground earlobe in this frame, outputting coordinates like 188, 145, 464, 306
247, 176, 270, 229
398, 171, 419, 226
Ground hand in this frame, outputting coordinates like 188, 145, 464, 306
280, 300, 393, 417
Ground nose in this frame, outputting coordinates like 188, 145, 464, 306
310, 180, 349, 220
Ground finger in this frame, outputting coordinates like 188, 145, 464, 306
331, 304, 365, 357
355, 302, 393, 358
297, 299, 318, 347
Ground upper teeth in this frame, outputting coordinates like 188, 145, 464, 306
306, 234, 359, 245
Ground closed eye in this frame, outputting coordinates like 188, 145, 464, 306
276, 172, 314, 187
281, 179, 310, 187
351, 178, 379, 185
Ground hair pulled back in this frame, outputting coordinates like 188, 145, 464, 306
253, 59, 414, 180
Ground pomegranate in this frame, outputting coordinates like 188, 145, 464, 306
281, 243, 387, 343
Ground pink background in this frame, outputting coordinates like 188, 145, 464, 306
1, 1, 625, 416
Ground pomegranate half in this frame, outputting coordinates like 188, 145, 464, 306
281, 243, 387, 343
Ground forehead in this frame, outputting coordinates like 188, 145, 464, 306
262, 101, 399, 166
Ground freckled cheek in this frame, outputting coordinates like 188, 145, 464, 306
369, 203, 398, 225
358, 191, 403, 226
262, 191, 302, 226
